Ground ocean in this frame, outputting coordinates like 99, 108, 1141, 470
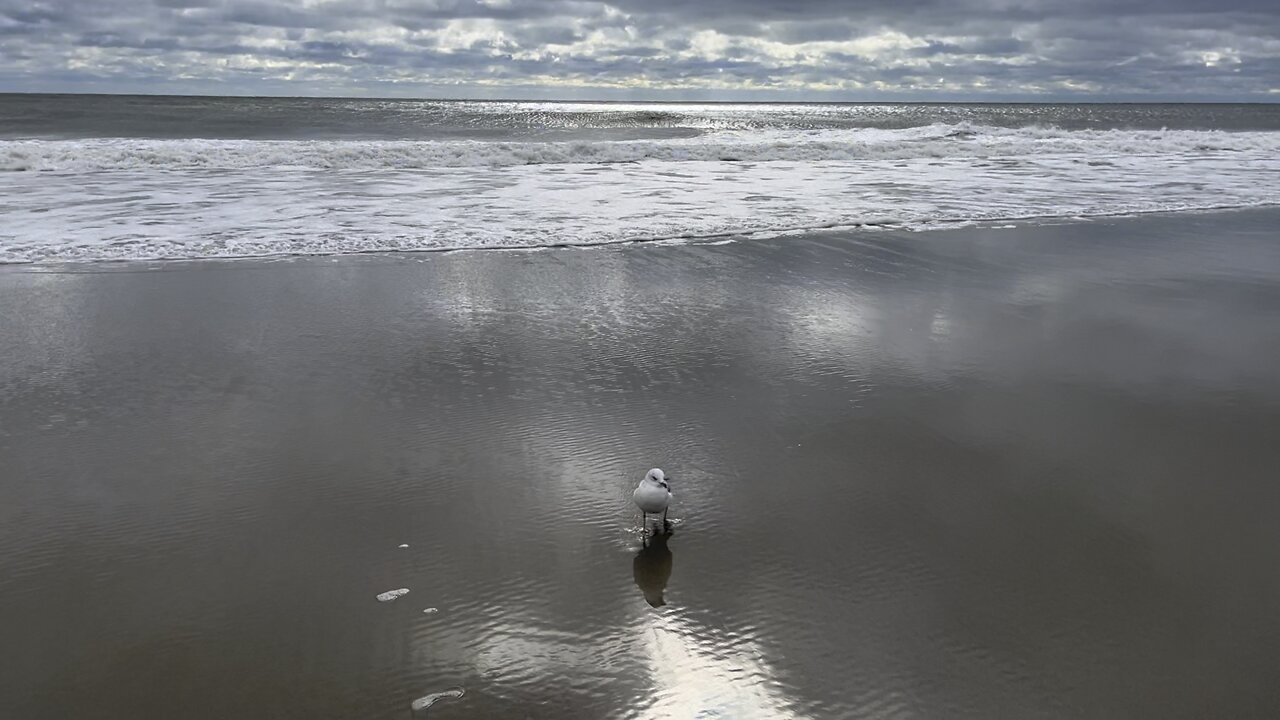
2, 94, 1278, 263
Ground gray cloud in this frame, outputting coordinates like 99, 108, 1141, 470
0, 0, 1278, 98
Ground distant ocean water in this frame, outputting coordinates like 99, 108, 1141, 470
2, 94, 1279, 263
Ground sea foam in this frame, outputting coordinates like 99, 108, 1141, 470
2, 124, 1275, 172
2, 123, 1278, 263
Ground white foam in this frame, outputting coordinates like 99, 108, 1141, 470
411, 688, 464, 712
2, 124, 1278, 263
2, 124, 1275, 172
376, 588, 410, 602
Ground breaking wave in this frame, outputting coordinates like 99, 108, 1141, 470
3, 124, 1277, 172
3, 114, 1279, 264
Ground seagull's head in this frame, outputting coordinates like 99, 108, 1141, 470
646, 468, 670, 490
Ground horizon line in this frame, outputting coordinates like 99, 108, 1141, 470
3, 89, 1278, 105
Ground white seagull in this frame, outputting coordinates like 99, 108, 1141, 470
633, 468, 672, 529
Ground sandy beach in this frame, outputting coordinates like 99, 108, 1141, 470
3, 209, 1280, 719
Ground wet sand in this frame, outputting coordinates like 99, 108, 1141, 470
3, 210, 1280, 719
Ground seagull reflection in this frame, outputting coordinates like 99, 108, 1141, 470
633, 529, 674, 608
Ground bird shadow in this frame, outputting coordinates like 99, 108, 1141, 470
633, 528, 674, 608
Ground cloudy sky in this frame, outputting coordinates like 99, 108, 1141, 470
2, 0, 1278, 100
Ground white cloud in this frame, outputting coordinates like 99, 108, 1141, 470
1, 0, 1278, 98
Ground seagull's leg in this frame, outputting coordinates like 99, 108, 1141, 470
662, 508, 668, 531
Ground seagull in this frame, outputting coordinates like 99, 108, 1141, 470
633, 468, 672, 530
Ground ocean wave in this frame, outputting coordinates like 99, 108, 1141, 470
4, 144, 1278, 264
3, 124, 1277, 172
4, 117, 1278, 264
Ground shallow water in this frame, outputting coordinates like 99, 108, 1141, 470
2, 211, 1280, 718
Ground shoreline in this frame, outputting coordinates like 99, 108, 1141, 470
5, 204, 1280, 272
